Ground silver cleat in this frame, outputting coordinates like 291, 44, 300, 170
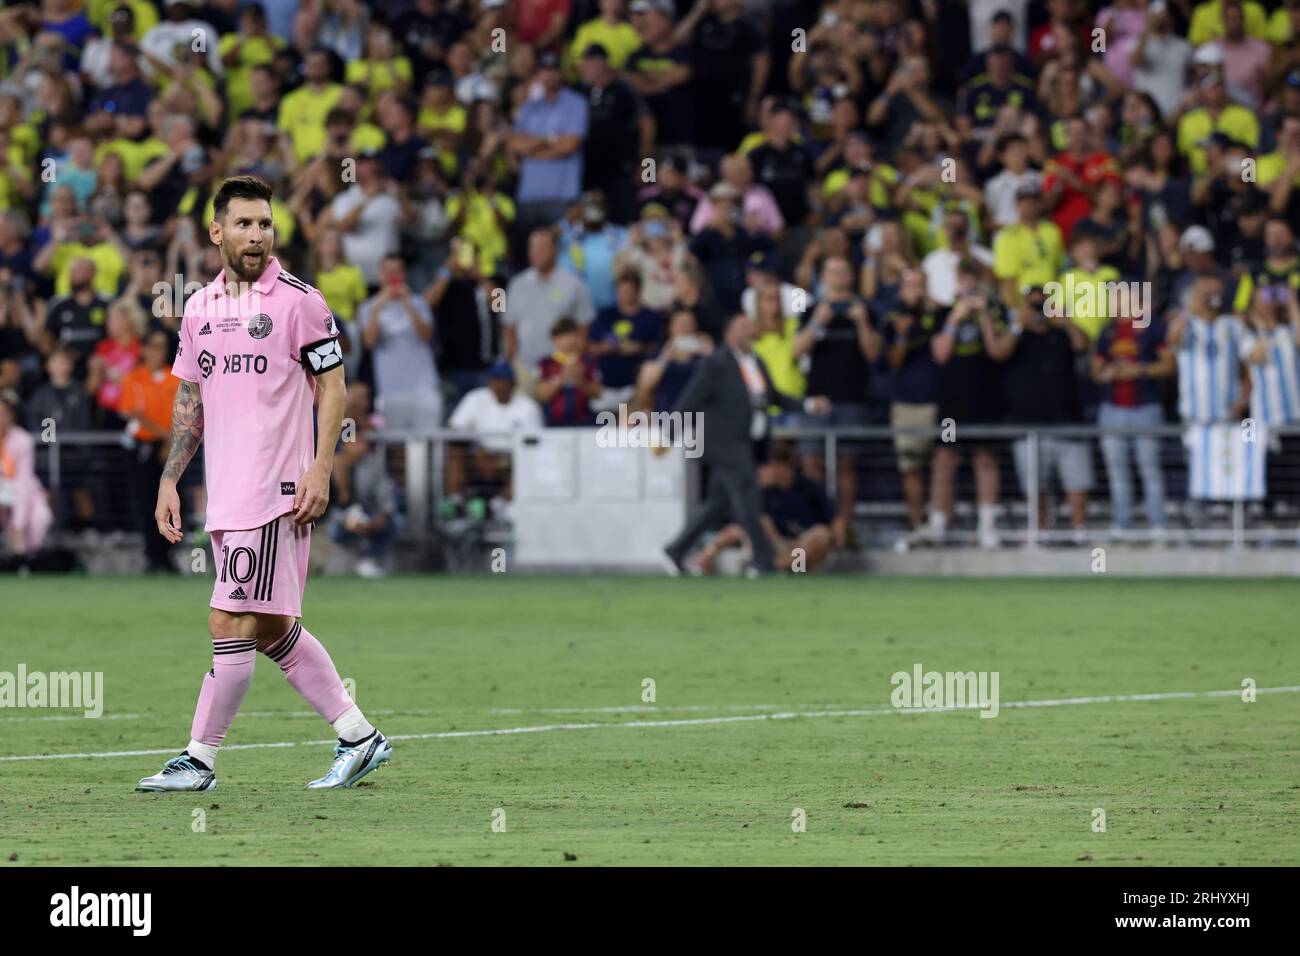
137, 754, 217, 792
307, 732, 392, 789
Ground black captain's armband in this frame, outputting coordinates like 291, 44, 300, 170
301, 338, 343, 375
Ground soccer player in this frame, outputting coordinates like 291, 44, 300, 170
137, 176, 391, 792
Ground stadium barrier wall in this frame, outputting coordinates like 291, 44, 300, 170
17, 425, 1300, 574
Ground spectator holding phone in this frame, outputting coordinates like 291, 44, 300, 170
634, 308, 712, 413
883, 268, 943, 540
537, 317, 602, 426
794, 254, 881, 547
928, 257, 1006, 548
1093, 299, 1173, 533
988, 283, 1094, 539
360, 254, 442, 429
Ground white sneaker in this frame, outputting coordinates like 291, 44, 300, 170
307, 732, 392, 789
136, 753, 217, 792
489, 496, 514, 522
893, 529, 923, 553
356, 557, 385, 578
978, 528, 1000, 550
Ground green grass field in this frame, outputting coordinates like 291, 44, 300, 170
1, 576, 1297, 866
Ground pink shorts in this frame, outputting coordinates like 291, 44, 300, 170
209, 514, 310, 618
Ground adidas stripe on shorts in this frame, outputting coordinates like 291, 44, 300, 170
209, 515, 311, 618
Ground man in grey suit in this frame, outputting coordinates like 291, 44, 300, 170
662, 313, 830, 575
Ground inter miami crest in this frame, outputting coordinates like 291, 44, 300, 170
247, 313, 273, 339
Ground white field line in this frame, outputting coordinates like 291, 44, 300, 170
0, 704, 800, 724
1, 684, 1297, 764
486, 704, 792, 715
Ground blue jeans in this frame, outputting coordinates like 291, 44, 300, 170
1098, 403, 1166, 529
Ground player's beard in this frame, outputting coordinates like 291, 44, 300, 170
223, 241, 269, 282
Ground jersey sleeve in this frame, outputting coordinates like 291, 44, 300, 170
291, 288, 344, 376
171, 304, 200, 383
1233, 273, 1254, 314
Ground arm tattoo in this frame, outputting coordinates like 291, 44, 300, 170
161, 380, 204, 483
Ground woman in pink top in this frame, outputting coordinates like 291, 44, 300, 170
0, 391, 53, 555
1096, 0, 1152, 87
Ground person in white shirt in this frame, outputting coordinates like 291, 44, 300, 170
921, 210, 995, 306
1131, 1, 1193, 120
140, 0, 224, 77
740, 254, 806, 322
81, 5, 137, 89
325, 153, 404, 287
984, 134, 1041, 229
445, 361, 544, 511
969, 0, 1030, 54
1240, 286, 1300, 428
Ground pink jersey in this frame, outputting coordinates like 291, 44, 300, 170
172, 256, 342, 531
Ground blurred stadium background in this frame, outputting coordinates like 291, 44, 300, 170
1, 0, 1300, 579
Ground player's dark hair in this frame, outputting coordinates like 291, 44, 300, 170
213, 176, 273, 222
550, 317, 579, 337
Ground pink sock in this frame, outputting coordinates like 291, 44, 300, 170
190, 638, 256, 748
263, 622, 353, 724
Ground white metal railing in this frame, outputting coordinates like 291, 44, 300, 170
27, 422, 1300, 550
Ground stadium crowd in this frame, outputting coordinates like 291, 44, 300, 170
2, 0, 1300, 570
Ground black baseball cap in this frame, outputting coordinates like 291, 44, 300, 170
1198, 131, 1239, 150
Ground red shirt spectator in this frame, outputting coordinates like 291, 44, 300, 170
1042, 119, 1120, 242
90, 334, 141, 411
516, 0, 571, 48
1028, 5, 1092, 66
